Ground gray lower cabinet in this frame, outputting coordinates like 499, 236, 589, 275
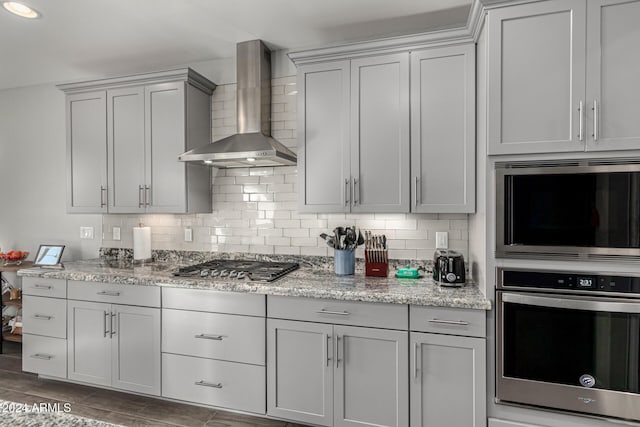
410, 332, 486, 427
22, 277, 68, 379
410, 305, 486, 427
67, 300, 161, 395
410, 44, 475, 213
267, 318, 408, 427
59, 68, 215, 214
161, 288, 266, 414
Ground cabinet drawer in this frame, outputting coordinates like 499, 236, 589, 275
162, 353, 265, 414
410, 305, 486, 338
22, 277, 66, 298
68, 281, 160, 307
162, 287, 265, 316
22, 296, 66, 338
162, 309, 265, 365
22, 334, 67, 378
268, 296, 408, 330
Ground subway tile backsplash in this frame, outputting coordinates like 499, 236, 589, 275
102, 76, 469, 260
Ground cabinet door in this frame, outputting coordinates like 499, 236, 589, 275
586, 0, 640, 151
351, 53, 410, 213
66, 91, 107, 213
410, 332, 486, 427
67, 300, 111, 386
107, 87, 146, 213
111, 304, 160, 396
334, 326, 408, 427
297, 61, 351, 213
487, 0, 586, 154
267, 319, 333, 426
145, 82, 187, 213
411, 45, 475, 213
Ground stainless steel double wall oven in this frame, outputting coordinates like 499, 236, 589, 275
495, 160, 640, 422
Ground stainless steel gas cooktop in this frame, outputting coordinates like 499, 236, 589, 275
174, 260, 299, 282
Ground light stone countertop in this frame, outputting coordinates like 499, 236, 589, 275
18, 259, 491, 310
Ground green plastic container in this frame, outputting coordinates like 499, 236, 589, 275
395, 264, 420, 279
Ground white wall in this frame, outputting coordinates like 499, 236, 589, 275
0, 84, 101, 261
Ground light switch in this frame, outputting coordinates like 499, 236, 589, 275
435, 232, 448, 249
184, 228, 193, 242
113, 227, 121, 241
80, 226, 94, 240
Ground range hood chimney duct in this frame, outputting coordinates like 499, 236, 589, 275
178, 40, 296, 168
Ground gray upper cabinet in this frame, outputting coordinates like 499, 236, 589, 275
487, 0, 587, 155
66, 91, 108, 213
296, 43, 474, 214
585, 0, 640, 151
297, 61, 350, 213
59, 68, 216, 214
297, 54, 410, 214
411, 45, 475, 213
350, 53, 410, 213
107, 86, 146, 214
488, 0, 640, 155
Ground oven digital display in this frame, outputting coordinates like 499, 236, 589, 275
577, 276, 595, 289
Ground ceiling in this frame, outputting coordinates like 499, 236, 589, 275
0, 0, 471, 90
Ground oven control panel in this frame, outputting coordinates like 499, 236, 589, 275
499, 269, 640, 295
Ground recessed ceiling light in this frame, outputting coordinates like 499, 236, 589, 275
246, 157, 256, 162
3, 1, 40, 19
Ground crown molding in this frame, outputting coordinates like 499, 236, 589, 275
57, 68, 217, 95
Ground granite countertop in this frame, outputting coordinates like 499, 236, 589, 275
18, 259, 491, 310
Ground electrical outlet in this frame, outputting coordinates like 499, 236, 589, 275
184, 228, 193, 242
80, 226, 94, 240
113, 227, 121, 241
435, 231, 448, 249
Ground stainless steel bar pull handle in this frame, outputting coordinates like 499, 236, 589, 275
33, 284, 52, 290
145, 185, 151, 206
194, 334, 224, 341
31, 354, 53, 360
336, 335, 342, 367
138, 185, 145, 208
100, 185, 107, 207
413, 342, 419, 378
110, 312, 116, 337
194, 380, 223, 389
316, 309, 350, 316
345, 179, 350, 206
353, 178, 359, 205
428, 319, 470, 326
325, 334, 332, 367
592, 99, 598, 141
103, 311, 109, 337
414, 176, 420, 206
578, 100, 584, 141
33, 314, 53, 320
97, 291, 121, 297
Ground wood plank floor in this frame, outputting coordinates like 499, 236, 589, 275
0, 342, 307, 427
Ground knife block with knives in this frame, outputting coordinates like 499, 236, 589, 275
364, 231, 388, 277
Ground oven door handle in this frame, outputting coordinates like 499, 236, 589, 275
502, 292, 640, 314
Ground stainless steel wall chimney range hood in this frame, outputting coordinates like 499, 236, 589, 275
179, 40, 296, 168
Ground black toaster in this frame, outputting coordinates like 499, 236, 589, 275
433, 250, 466, 286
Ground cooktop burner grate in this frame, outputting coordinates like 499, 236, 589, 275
174, 260, 299, 282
